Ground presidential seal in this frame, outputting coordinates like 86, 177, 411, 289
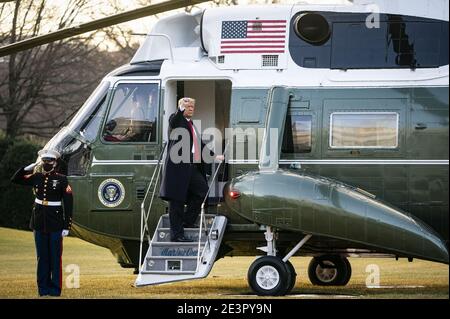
98, 179, 125, 207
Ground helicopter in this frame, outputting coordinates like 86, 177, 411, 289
1, 0, 448, 296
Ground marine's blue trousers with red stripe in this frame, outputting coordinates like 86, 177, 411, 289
33, 231, 63, 296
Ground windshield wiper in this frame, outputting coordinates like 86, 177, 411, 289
66, 129, 92, 148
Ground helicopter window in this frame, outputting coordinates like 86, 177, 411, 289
68, 81, 110, 134
102, 83, 159, 143
330, 112, 398, 149
289, 12, 448, 69
282, 114, 312, 154
42, 127, 89, 176
294, 13, 331, 45
42, 83, 110, 177
80, 94, 108, 142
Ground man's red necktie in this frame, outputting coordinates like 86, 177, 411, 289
188, 120, 200, 162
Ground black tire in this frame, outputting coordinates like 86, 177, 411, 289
338, 257, 352, 286
248, 256, 290, 296
284, 260, 297, 294
308, 255, 348, 286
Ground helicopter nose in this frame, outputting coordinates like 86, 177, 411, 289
224, 173, 255, 218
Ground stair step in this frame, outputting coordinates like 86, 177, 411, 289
155, 228, 208, 242
140, 270, 196, 275
160, 214, 216, 228
136, 215, 228, 286
146, 256, 198, 260
150, 242, 205, 257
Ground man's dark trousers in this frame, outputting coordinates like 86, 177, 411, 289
169, 164, 208, 240
34, 231, 63, 296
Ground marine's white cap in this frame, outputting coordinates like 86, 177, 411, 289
38, 149, 61, 160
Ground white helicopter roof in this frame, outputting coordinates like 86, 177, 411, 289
125, 0, 449, 88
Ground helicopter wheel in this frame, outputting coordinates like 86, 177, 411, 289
248, 256, 290, 296
307, 255, 351, 286
284, 259, 297, 294
339, 257, 352, 286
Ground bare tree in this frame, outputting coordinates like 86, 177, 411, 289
0, 0, 285, 139
0, 0, 122, 138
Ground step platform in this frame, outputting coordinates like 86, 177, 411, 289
135, 214, 227, 286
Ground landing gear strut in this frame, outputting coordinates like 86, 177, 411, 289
247, 227, 311, 296
308, 255, 352, 286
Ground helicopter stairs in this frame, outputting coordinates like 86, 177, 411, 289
135, 141, 229, 287
135, 213, 227, 286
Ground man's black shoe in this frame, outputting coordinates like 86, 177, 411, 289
172, 236, 193, 242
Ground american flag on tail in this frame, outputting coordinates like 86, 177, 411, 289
220, 20, 287, 54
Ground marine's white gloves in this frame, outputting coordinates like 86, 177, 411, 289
179, 105, 185, 112
24, 163, 37, 171
61, 229, 69, 237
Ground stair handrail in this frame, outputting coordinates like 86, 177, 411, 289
195, 141, 229, 272
138, 141, 167, 273
143, 146, 167, 233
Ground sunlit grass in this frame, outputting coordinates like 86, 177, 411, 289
0, 227, 448, 299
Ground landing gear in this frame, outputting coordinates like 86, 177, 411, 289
247, 227, 311, 296
284, 260, 297, 294
341, 257, 352, 286
248, 256, 291, 296
308, 255, 352, 286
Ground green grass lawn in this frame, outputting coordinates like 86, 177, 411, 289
0, 227, 448, 299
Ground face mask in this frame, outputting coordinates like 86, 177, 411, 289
43, 163, 54, 172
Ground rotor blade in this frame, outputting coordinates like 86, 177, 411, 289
0, 0, 211, 57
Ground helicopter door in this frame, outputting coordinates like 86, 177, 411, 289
165, 79, 231, 203
88, 81, 163, 235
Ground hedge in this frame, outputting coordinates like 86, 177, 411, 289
0, 136, 41, 230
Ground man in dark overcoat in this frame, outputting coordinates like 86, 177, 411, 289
159, 97, 223, 241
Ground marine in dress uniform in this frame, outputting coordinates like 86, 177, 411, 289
159, 97, 224, 242
11, 149, 73, 297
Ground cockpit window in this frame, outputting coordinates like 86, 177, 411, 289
43, 81, 110, 176
68, 81, 110, 138
102, 83, 159, 143
80, 94, 108, 142
43, 127, 91, 176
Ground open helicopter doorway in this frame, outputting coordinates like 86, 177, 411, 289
163, 79, 232, 203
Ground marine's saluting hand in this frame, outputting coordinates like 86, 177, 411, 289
24, 163, 37, 171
